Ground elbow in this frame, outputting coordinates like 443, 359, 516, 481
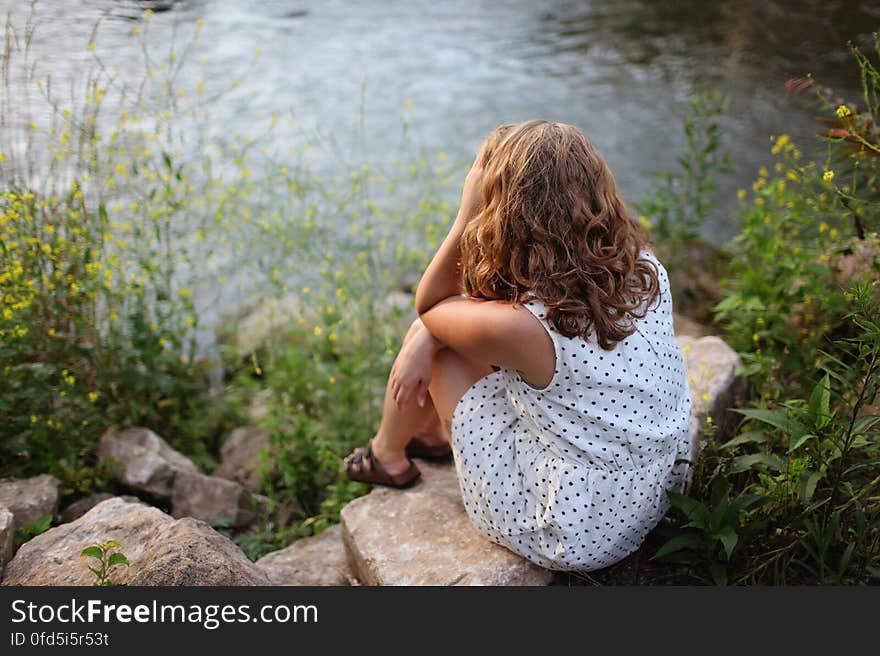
414, 284, 433, 316
415, 297, 431, 317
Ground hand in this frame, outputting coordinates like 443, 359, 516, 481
459, 158, 484, 223
389, 321, 440, 410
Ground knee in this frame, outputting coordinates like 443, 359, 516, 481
432, 345, 459, 370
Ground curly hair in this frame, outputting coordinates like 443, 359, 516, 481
460, 120, 660, 351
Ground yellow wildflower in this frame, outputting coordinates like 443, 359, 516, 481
823, 170, 834, 182
835, 104, 851, 118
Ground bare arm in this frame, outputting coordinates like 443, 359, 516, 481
421, 296, 555, 389
414, 161, 483, 315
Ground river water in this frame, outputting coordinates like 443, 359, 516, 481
2, 0, 878, 242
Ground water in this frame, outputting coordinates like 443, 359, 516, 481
2, 0, 878, 243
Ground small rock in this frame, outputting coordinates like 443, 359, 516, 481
341, 460, 553, 586
222, 292, 316, 357
673, 313, 708, 338
213, 427, 273, 492
0, 474, 59, 528
97, 427, 198, 499
0, 507, 14, 575
677, 335, 745, 462
61, 493, 126, 524
256, 525, 353, 585
247, 388, 276, 424
1, 497, 268, 586
171, 470, 263, 528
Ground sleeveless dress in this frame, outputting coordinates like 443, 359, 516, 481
449, 249, 692, 571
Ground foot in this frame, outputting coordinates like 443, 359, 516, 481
344, 440, 421, 488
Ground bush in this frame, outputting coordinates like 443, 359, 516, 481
653, 39, 880, 584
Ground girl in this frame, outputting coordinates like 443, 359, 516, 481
344, 120, 692, 571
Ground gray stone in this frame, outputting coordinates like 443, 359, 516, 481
676, 335, 745, 463
213, 427, 273, 492
341, 459, 553, 586
97, 427, 198, 499
0, 474, 59, 528
60, 493, 116, 524
171, 470, 263, 528
222, 292, 316, 357
0, 507, 14, 576
673, 313, 708, 338
1, 497, 269, 586
126, 517, 270, 586
256, 524, 354, 585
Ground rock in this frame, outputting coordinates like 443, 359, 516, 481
0, 507, 14, 575
0, 474, 59, 528
247, 388, 276, 424
256, 525, 354, 585
1, 497, 269, 586
60, 493, 116, 524
97, 427, 198, 499
127, 517, 270, 586
221, 292, 316, 357
170, 470, 264, 528
213, 427, 273, 492
673, 313, 708, 338
341, 459, 553, 586
676, 335, 745, 463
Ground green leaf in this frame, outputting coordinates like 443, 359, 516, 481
729, 453, 785, 473
852, 414, 880, 435
651, 533, 703, 560
799, 470, 823, 504
709, 561, 728, 586
808, 372, 831, 430
102, 540, 121, 550
107, 552, 130, 568
715, 526, 738, 560
720, 431, 768, 450
667, 492, 707, 522
80, 546, 103, 560
788, 433, 816, 453
734, 407, 809, 439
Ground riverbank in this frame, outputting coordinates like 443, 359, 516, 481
1, 13, 879, 584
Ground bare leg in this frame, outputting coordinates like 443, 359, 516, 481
348, 320, 445, 477
354, 326, 491, 478
369, 347, 491, 473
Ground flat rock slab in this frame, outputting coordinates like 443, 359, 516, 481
0, 474, 59, 528
341, 459, 553, 586
97, 427, 199, 499
2, 497, 269, 586
256, 524, 353, 585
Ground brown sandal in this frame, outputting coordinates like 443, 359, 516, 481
405, 435, 453, 460
345, 441, 421, 488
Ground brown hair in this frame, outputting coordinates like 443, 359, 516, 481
460, 120, 660, 350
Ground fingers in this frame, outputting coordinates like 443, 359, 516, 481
416, 380, 427, 408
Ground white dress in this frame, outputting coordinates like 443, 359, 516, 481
450, 249, 692, 571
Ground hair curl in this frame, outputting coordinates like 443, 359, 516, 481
460, 120, 660, 351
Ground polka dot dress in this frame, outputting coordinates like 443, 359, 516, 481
450, 249, 692, 572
